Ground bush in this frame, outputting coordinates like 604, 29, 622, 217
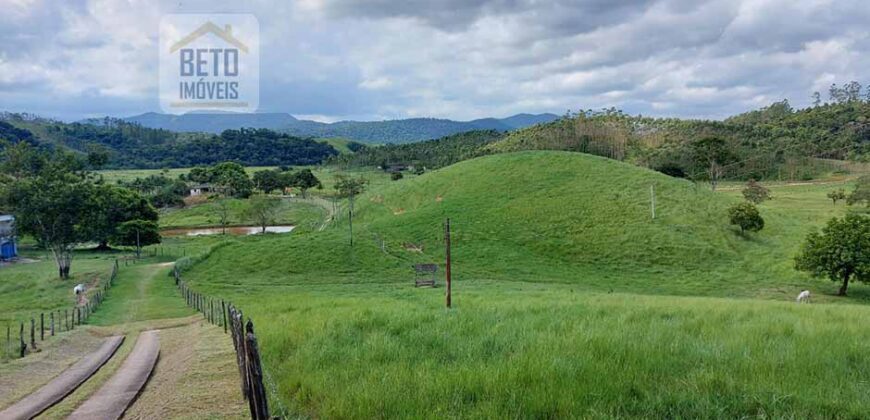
390, 172, 404, 181
728, 202, 764, 234
742, 179, 770, 204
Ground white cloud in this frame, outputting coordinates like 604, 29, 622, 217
2, 0, 870, 121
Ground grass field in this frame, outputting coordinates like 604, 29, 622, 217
8, 151, 870, 416
173, 151, 870, 417
159, 197, 327, 230
0, 248, 116, 327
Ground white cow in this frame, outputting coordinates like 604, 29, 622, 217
73, 284, 85, 295
796, 290, 811, 303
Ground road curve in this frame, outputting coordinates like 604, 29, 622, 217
68, 330, 160, 420
0, 335, 125, 420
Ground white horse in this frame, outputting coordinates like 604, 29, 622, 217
796, 290, 811, 303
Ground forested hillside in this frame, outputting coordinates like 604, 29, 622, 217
0, 114, 338, 168
328, 130, 503, 169
337, 92, 870, 182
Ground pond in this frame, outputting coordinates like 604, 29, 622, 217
161, 225, 295, 237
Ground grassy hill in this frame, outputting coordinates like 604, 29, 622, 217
185, 151, 857, 299
177, 151, 870, 418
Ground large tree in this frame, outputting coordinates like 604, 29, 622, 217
253, 169, 283, 194
111, 219, 161, 257
690, 136, 735, 191
6, 171, 98, 278
796, 214, 870, 296
211, 162, 253, 198
290, 169, 322, 198
91, 185, 158, 249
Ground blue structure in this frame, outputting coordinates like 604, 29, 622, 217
0, 215, 17, 260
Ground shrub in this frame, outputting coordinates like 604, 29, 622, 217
728, 202, 764, 234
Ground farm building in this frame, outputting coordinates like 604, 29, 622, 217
189, 184, 212, 196
0, 214, 17, 260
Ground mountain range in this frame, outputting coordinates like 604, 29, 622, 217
104, 112, 560, 144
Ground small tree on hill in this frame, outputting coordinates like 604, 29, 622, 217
827, 189, 847, 205
795, 214, 870, 296
742, 179, 770, 204
335, 175, 367, 246
245, 194, 281, 233
728, 202, 764, 235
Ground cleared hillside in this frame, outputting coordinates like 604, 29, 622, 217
183, 150, 847, 298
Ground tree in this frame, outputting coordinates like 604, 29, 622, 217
212, 197, 232, 234
111, 219, 161, 258
211, 162, 253, 198
91, 185, 158, 250
253, 169, 283, 194
741, 179, 770, 204
691, 136, 735, 191
5, 171, 98, 278
245, 193, 281, 233
847, 175, 870, 206
827, 189, 847, 204
795, 214, 870, 296
290, 169, 322, 198
335, 175, 367, 246
728, 202, 764, 234
86, 144, 110, 169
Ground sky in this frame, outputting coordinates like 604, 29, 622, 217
0, 0, 868, 122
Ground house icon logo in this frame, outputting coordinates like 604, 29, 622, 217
169, 22, 249, 54
159, 14, 260, 114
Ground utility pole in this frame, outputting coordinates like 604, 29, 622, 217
348, 193, 354, 247
136, 228, 141, 258
445, 218, 452, 309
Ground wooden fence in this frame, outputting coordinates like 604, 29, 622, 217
172, 266, 271, 419
3, 259, 119, 360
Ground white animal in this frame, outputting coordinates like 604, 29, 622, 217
796, 290, 811, 303
73, 284, 85, 295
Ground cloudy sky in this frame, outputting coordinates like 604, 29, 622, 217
1, 0, 868, 121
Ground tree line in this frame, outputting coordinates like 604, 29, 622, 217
0, 114, 339, 169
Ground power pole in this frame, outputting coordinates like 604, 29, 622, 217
348, 193, 354, 247
445, 218, 452, 309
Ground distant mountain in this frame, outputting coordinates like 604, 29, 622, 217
93, 112, 300, 134
103, 112, 560, 144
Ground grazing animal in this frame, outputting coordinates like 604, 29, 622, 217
73, 284, 85, 295
796, 290, 811, 303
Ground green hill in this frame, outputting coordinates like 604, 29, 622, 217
186, 151, 838, 298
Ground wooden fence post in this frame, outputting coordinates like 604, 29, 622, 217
30, 318, 35, 349
50, 312, 55, 336
222, 300, 228, 333
245, 319, 270, 420
40, 313, 44, 341
65, 309, 69, 331
19, 323, 25, 357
